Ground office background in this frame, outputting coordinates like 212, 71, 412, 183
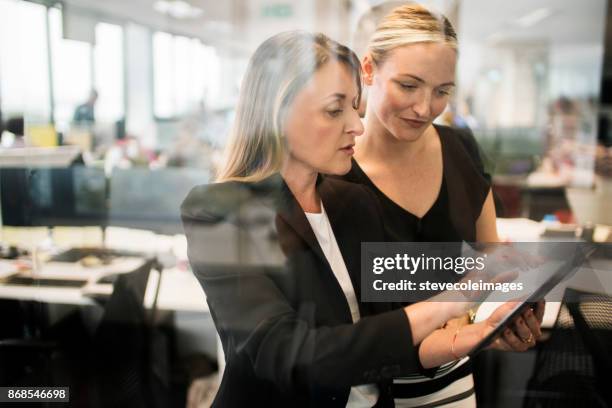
0, 0, 611, 407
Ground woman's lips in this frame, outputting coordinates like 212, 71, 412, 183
401, 118, 427, 128
339, 144, 355, 155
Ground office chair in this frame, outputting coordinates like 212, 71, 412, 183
91, 258, 170, 408
523, 288, 612, 408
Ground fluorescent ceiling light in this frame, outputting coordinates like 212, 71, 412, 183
514, 8, 553, 28
153, 0, 203, 19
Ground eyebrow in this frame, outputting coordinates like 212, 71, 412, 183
323, 93, 347, 102
398, 74, 455, 87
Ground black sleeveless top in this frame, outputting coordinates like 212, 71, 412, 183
342, 125, 491, 243
342, 125, 490, 404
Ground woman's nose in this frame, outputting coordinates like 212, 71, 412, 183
347, 110, 365, 136
413, 90, 432, 118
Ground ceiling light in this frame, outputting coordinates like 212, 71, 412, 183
514, 8, 553, 28
153, 0, 203, 19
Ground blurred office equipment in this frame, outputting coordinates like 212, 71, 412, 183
522, 186, 572, 222
108, 167, 208, 235
0, 165, 107, 228
27, 124, 58, 147
1, 116, 25, 147
566, 184, 612, 227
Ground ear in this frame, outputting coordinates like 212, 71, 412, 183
362, 54, 375, 86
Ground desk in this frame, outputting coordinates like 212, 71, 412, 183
0, 259, 207, 314
0, 257, 148, 304
3, 220, 609, 319
0, 226, 204, 310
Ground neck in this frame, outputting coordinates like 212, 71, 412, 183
281, 161, 321, 213
356, 108, 432, 165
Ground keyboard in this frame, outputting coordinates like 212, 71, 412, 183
3, 275, 88, 288
49, 247, 147, 263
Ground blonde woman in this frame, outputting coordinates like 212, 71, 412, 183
341, 4, 545, 407
182, 31, 541, 407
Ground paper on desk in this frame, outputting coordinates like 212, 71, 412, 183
497, 218, 545, 242
0, 260, 20, 279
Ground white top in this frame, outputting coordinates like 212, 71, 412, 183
305, 203, 379, 407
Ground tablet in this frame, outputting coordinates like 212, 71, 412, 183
467, 244, 596, 357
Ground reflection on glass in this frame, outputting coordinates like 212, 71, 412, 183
109, 167, 209, 234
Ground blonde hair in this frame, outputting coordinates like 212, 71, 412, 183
217, 31, 362, 182
352, 1, 407, 59
368, 3, 457, 66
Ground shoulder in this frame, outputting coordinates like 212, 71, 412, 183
320, 176, 384, 235
180, 181, 253, 223
334, 159, 366, 185
326, 167, 386, 222
435, 124, 479, 156
435, 124, 491, 183
322, 176, 377, 207
323, 175, 367, 194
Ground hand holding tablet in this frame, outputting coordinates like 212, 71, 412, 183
432, 300, 545, 366
465, 244, 596, 357
480, 300, 545, 352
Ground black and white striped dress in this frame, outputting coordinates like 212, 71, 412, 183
392, 358, 475, 407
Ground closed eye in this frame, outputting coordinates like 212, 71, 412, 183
436, 86, 454, 97
399, 83, 417, 90
327, 109, 343, 118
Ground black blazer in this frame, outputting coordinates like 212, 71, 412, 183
181, 174, 422, 407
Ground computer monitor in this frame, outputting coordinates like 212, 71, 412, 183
108, 167, 209, 234
0, 165, 107, 227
